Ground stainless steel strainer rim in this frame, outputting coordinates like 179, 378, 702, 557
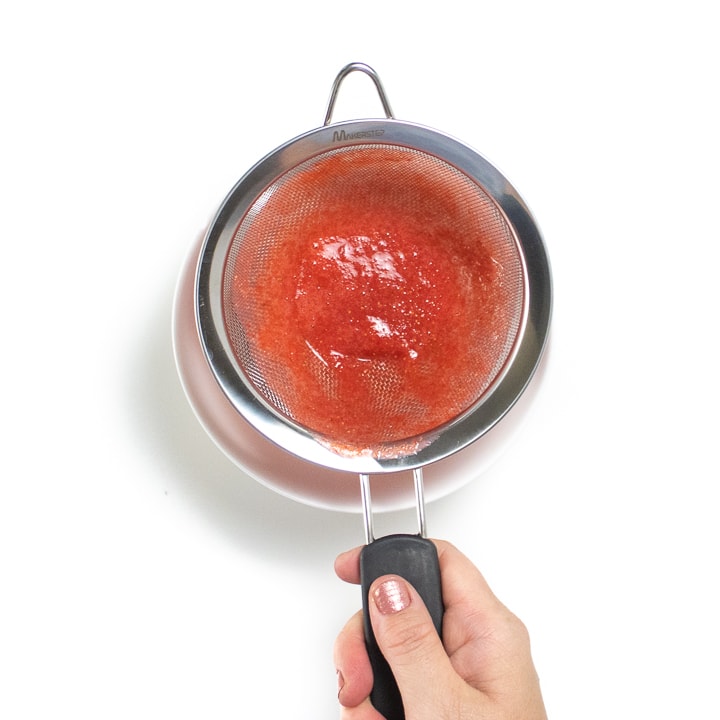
195, 117, 552, 474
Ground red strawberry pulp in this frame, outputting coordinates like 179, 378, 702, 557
227, 147, 520, 453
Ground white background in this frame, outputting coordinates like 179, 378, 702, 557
1, 1, 718, 718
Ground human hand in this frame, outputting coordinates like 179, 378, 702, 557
334, 539, 547, 720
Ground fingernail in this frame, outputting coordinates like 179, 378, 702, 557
373, 577, 411, 615
336, 669, 344, 698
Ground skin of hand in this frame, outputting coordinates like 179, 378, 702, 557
333, 539, 547, 720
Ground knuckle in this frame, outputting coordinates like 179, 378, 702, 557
382, 615, 439, 665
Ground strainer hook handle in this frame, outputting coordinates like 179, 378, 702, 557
323, 62, 395, 125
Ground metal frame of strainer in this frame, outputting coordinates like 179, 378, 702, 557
196, 63, 552, 490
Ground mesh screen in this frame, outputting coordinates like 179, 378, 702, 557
222, 144, 525, 453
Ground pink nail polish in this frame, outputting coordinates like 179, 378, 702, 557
373, 578, 411, 615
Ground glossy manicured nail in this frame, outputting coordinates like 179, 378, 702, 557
373, 577, 411, 615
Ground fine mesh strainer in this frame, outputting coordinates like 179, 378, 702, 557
193, 63, 551, 720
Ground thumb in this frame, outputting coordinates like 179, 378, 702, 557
369, 575, 458, 718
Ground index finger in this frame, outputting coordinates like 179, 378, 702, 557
335, 545, 362, 584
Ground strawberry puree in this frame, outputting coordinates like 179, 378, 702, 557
227, 146, 521, 452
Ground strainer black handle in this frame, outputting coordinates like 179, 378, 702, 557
360, 534, 444, 720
